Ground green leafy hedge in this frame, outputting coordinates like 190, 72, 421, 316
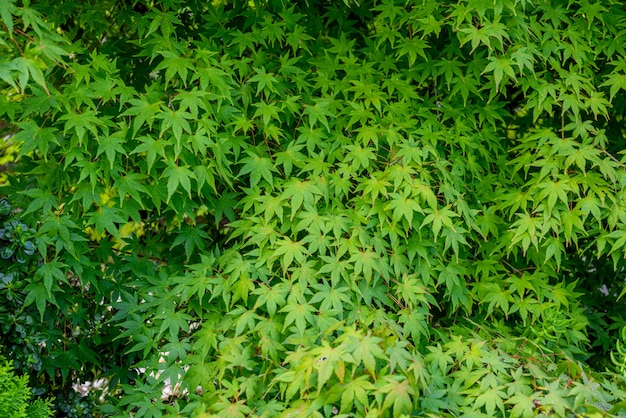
2, 0, 626, 416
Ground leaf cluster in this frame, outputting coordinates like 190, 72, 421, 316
1, 0, 626, 416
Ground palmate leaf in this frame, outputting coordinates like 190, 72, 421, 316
386, 340, 414, 374
585, 91, 611, 120
155, 108, 193, 147
130, 135, 167, 172
541, 380, 572, 417
309, 281, 352, 314
483, 56, 517, 92
115, 172, 148, 208
474, 386, 507, 416
282, 178, 322, 218
249, 67, 279, 96
253, 100, 281, 126
311, 340, 353, 388
238, 150, 274, 188
121, 97, 163, 135
163, 163, 196, 203
274, 142, 307, 178
458, 18, 509, 52
97, 131, 127, 169
14, 121, 58, 158
511, 46, 535, 75
601, 71, 626, 101
21, 261, 66, 320
421, 206, 458, 242
11, 56, 50, 94
171, 224, 209, 260
174, 88, 207, 119
34, 260, 67, 297
340, 375, 375, 413
154, 51, 194, 87
509, 212, 544, 254
346, 144, 376, 171
379, 376, 415, 416
212, 398, 252, 418
395, 37, 429, 66
156, 309, 192, 340
385, 190, 422, 226
358, 173, 390, 204
253, 283, 289, 316
349, 248, 381, 283
344, 333, 387, 377
279, 300, 316, 336
87, 206, 126, 238
59, 109, 103, 144
304, 98, 334, 132
272, 238, 307, 271
442, 223, 469, 261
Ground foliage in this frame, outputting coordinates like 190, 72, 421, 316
0, 198, 101, 416
0, 350, 53, 418
1, 0, 626, 416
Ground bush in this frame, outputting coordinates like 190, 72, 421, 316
1, 0, 626, 416
0, 352, 53, 418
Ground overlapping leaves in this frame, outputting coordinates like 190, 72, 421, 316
1, 0, 626, 416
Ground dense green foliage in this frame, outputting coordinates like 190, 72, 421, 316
2, 0, 626, 416
0, 350, 53, 418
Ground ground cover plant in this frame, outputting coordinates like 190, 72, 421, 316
2, 0, 626, 416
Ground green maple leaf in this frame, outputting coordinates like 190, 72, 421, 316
483, 56, 517, 92
88, 206, 126, 238
59, 109, 102, 144
23, 281, 58, 321
474, 386, 507, 416
272, 238, 307, 272
249, 66, 278, 96
421, 206, 458, 242
114, 172, 148, 208
304, 98, 335, 132
97, 131, 127, 169
280, 301, 316, 336
396, 37, 429, 66
238, 150, 274, 188
385, 191, 423, 226
309, 281, 352, 314
253, 282, 290, 316
380, 376, 415, 416
349, 249, 380, 283
130, 135, 167, 173
601, 71, 626, 101
175, 88, 207, 118
340, 375, 375, 413
311, 340, 354, 389
163, 163, 196, 203
274, 143, 306, 178
386, 341, 414, 374
346, 334, 386, 376
506, 393, 536, 418
155, 108, 193, 147
282, 178, 322, 218
155, 51, 194, 87
253, 100, 281, 126
171, 224, 209, 260
121, 97, 163, 135
156, 309, 192, 340
35, 260, 67, 297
